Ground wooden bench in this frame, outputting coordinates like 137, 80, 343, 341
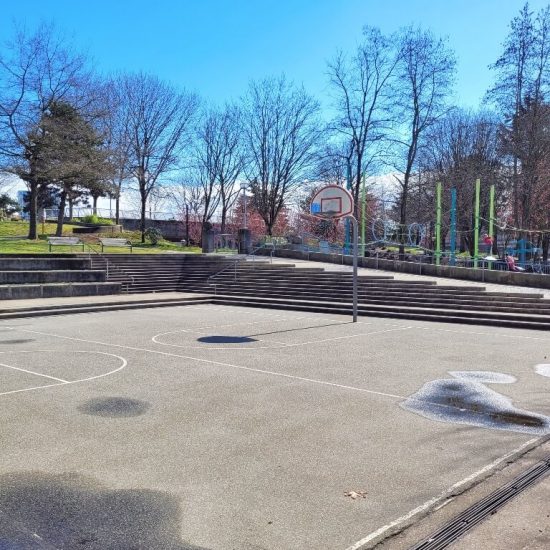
99, 238, 133, 253
47, 237, 85, 252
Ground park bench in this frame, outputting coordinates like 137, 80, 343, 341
47, 236, 85, 252
99, 238, 133, 253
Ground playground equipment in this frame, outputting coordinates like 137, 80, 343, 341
311, 175, 547, 272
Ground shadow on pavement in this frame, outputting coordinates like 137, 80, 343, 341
0, 472, 209, 549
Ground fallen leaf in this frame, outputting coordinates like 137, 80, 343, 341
344, 490, 367, 499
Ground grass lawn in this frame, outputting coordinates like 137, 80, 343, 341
0, 221, 202, 254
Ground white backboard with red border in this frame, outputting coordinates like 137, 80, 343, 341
310, 185, 354, 219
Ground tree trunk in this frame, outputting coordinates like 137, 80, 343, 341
27, 181, 38, 240
542, 233, 549, 263
92, 196, 98, 215
220, 207, 227, 235
68, 197, 74, 220
140, 191, 147, 243
399, 183, 408, 258
115, 196, 120, 225
56, 190, 67, 237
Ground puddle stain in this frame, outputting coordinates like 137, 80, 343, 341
197, 335, 257, 344
401, 374, 550, 434
535, 364, 550, 378
78, 397, 150, 418
449, 371, 517, 384
0, 339, 35, 345
0, 472, 209, 549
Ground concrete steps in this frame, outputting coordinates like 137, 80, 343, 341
3, 253, 550, 329
0, 255, 121, 300
0, 282, 121, 300
0, 295, 211, 320
211, 295, 550, 331
0, 270, 106, 284
186, 285, 550, 313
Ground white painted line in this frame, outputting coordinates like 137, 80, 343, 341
343, 437, 542, 550
0, 381, 67, 397
0, 362, 68, 383
194, 314, 324, 331
414, 324, 550, 342
0, 351, 127, 398
152, 324, 409, 351
15, 328, 406, 401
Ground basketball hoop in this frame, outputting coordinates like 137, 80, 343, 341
310, 185, 354, 219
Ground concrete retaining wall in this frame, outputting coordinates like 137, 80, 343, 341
259, 249, 550, 290
0, 258, 92, 271
0, 282, 121, 300
120, 219, 184, 240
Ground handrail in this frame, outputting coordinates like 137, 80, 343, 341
85, 243, 135, 292
207, 243, 275, 294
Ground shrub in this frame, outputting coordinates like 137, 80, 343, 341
144, 227, 163, 245
81, 215, 114, 225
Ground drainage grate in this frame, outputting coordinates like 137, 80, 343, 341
409, 454, 550, 550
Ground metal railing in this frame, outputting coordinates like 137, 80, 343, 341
86, 243, 135, 293
207, 243, 275, 295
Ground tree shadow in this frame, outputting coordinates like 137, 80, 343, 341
0, 472, 209, 549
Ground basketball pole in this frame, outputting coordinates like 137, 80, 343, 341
344, 214, 359, 322
474, 179, 481, 268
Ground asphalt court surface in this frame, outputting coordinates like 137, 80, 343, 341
1, 304, 550, 549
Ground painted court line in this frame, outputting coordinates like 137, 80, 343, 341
154, 324, 403, 350
0, 351, 128, 398
14, 327, 408, 401
152, 323, 407, 351
0, 361, 68, 383
344, 437, 542, 550
193, 314, 336, 331
414, 324, 550, 342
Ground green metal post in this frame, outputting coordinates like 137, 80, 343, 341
449, 188, 457, 266
474, 178, 481, 268
361, 173, 366, 255
489, 184, 495, 267
435, 182, 442, 266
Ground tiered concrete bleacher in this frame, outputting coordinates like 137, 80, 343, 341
0, 255, 121, 299
99, 254, 550, 330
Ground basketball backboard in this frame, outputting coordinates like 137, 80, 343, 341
310, 185, 354, 219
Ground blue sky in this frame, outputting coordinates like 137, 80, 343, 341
2, 1, 549, 111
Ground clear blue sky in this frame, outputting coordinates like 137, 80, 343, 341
2, 0, 549, 112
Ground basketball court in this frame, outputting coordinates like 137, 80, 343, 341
1, 303, 550, 549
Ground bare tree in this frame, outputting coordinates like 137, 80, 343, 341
419, 109, 505, 254
488, 3, 550, 230
190, 104, 243, 231
315, 142, 350, 186
101, 79, 133, 224
0, 23, 90, 238
390, 26, 456, 255
215, 105, 245, 233
327, 26, 399, 214
243, 76, 321, 235
115, 73, 199, 242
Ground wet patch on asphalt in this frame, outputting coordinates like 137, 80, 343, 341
78, 397, 150, 418
401, 371, 550, 434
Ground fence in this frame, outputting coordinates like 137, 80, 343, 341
44, 207, 179, 221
